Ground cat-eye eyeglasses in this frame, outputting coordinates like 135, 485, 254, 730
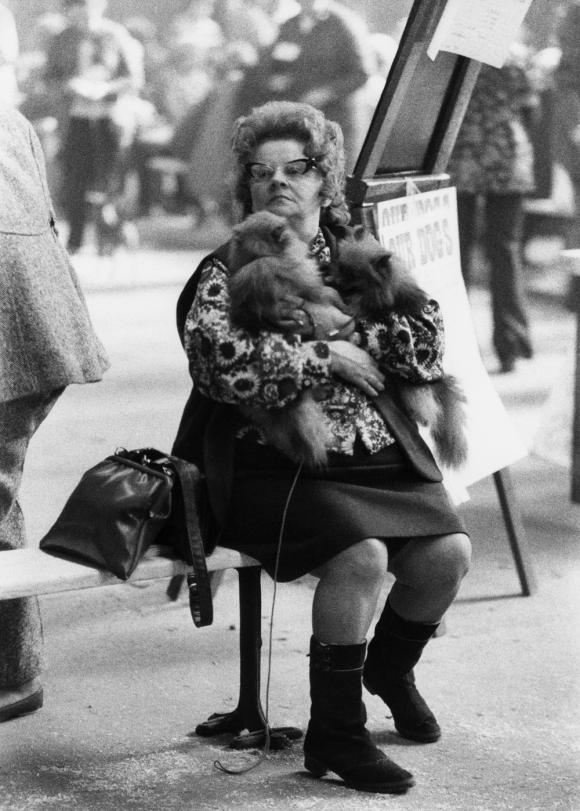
245, 158, 320, 182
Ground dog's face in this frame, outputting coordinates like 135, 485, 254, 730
327, 230, 427, 318
232, 211, 294, 260
326, 240, 396, 307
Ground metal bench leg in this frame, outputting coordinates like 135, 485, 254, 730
493, 467, 538, 595
195, 566, 302, 750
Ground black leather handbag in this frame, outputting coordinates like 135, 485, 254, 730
39, 448, 213, 627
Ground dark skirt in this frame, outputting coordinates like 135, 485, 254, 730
217, 437, 467, 582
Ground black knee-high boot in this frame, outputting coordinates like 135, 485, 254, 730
363, 599, 441, 743
304, 636, 414, 794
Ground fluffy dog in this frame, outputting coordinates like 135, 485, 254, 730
228, 211, 354, 467
326, 227, 468, 469
228, 212, 468, 469
229, 211, 354, 338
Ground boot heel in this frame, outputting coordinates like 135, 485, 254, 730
304, 755, 328, 777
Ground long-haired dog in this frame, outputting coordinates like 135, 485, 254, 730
228, 211, 353, 467
228, 212, 468, 469
325, 226, 468, 469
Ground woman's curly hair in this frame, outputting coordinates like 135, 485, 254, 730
231, 101, 351, 226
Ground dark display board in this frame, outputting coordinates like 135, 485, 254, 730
347, 0, 481, 217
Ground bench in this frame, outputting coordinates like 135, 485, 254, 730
0, 544, 300, 750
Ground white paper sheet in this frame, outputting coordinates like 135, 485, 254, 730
427, 0, 533, 68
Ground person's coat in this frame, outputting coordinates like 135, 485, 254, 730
0, 107, 109, 402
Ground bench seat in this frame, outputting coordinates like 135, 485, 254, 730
0, 545, 258, 600
0, 545, 296, 749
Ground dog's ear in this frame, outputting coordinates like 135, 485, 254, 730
229, 257, 284, 331
385, 254, 429, 314
356, 254, 397, 318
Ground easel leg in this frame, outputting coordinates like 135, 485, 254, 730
571, 286, 580, 503
493, 467, 538, 595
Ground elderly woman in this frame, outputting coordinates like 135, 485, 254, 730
173, 101, 471, 795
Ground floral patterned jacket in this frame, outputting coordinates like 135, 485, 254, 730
183, 228, 446, 456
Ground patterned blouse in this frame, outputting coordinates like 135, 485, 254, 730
184, 233, 446, 456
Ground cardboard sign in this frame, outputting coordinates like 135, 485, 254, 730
376, 187, 527, 490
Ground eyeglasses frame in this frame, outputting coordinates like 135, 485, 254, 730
245, 157, 320, 181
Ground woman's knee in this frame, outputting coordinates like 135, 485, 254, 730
314, 538, 388, 587
439, 533, 472, 581
391, 533, 471, 587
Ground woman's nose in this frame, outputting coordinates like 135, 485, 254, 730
270, 166, 288, 184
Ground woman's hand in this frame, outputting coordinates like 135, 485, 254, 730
329, 341, 385, 398
301, 301, 355, 340
264, 296, 354, 339
264, 293, 308, 332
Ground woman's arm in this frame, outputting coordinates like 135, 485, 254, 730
360, 300, 446, 384
184, 259, 332, 407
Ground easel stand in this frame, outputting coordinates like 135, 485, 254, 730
493, 468, 537, 595
568, 268, 580, 504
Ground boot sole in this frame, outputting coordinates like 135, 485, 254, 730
393, 723, 441, 743
304, 756, 415, 794
363, 677, 441, 743
0, 689, 43, 723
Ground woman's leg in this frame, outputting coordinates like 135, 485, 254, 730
483, 193, 533, 372
387, 532, 472, 623
304, 538, 414, 794
364, 533, 472, 742
62, 118, 93, 253
311, 537, 388, 644
456, 192, 479, 287
0, 391, 62, 721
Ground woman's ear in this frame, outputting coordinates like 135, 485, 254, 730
320, 196, 331, 208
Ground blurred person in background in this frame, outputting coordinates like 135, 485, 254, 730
448, 52, 538, 374
360, 32, 399, 134
167, 0, 224, 62
237, 0, 373, 169
122, 16, 168, 117
135, 0, 279, 223
0, 1, 19, 107
552, 0, 580, 248
212, 0, 278, 52
131, 1, 224, 219
176, 0, 279, 223
44, 0, 142, 255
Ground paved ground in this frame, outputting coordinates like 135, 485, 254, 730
1, 218, 579, 810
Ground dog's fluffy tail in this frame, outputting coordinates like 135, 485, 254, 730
399, 376, 469, 469
430, 376, 469, 469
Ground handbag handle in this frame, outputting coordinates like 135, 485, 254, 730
169, 456, 213, 628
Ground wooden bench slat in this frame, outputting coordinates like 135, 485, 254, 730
0, 546, 260, 600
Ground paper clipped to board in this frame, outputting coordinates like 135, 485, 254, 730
427, 0, 533, 68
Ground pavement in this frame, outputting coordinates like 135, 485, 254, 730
1, 215, 579, 811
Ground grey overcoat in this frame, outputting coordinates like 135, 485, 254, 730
0, 106, 109, 402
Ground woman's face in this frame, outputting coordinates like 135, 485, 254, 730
248, 139, 325, 238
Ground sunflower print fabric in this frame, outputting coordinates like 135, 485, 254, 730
184, 253, 445, 455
